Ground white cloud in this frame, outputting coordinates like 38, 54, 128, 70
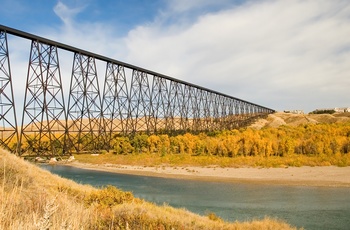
53, 1, 86, 26
122, 0, 350, 112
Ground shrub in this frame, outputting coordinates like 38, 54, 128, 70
113, 137, 134, 154
84, 185, 134, 208
309, 109, 336, 114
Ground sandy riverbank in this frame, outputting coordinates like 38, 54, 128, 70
67, 161, 350, 187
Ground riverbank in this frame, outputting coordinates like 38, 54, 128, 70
67, 161, 350, 187
1, 149, 297, 229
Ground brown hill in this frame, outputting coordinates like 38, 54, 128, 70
250, 112, 350, 129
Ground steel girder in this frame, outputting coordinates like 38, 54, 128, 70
0, 30, 18, 152
19, 40, 66, 155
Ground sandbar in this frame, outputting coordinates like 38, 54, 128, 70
67, 162, 350, 187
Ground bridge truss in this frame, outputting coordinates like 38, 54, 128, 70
0, 25, 274, 156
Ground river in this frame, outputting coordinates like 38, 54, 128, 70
40, 164, 350, 230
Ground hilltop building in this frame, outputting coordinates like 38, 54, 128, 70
284, 110, 304, 114
334, 107, 350, 113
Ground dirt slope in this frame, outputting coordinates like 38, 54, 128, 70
250, 112, 350, 129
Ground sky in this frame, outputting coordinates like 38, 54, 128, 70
1, 0, 349, 113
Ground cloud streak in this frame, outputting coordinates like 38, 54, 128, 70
53, 1, 86, 26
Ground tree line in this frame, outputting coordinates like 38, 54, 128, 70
16, 122, 350, 158
111, 123, 350, 157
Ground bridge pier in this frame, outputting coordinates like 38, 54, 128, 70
66, 53, 102, 153
19, 40, 67, 156
102, 62, 129, 149
0, 30, 18, 152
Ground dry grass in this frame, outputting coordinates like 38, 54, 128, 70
0, 149, 297, 229
0, 149, 95, 229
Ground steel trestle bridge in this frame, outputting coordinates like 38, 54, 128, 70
0, 25, 274, 156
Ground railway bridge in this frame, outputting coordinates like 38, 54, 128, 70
0, 25, 274, 156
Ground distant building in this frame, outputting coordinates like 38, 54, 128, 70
284, 110, 304, 114
334, 107, 350, 113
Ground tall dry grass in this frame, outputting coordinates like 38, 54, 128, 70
0, 149, 95, 229
0, 149, 297, 229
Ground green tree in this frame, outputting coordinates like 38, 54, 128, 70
113, 137, 134, 154
131, 134, 149, 153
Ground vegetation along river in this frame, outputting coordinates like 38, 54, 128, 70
41, 164, 350, 230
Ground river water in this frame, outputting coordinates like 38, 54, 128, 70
40, 164, 350, 230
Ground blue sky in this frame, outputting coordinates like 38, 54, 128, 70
1, 0, 163, 33
1, 0, 350, 113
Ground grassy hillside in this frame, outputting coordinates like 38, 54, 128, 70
0, 149, 296, 229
